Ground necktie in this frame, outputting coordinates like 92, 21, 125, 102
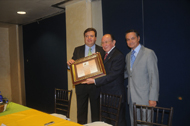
104, 53, 108, 60
88, 47, 92, 56
130, 50, 136, 68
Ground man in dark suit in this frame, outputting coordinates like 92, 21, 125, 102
67, 28, 104, 124
83, 34, 126, 126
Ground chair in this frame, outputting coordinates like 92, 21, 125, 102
133, 103, 174, 126
54, 88, 72, 118
100, 92, 122, 126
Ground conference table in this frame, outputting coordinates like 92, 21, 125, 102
0, 102, 82, 126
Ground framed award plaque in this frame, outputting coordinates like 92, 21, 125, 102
70, 52, 106, 85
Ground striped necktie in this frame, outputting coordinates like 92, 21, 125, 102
104, 53, 108, 60
88, 47, 92, 56
130, 50, 136, 68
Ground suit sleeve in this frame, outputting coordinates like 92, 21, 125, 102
71, 48, 78, 60
124, 54, 128, 79
148, 51, 159, 101
71, 46, 84, 60
95, 53, 125, 86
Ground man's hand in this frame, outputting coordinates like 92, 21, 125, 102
149, 100, 157, 107
67, 59, 75, 66
81, 78, 95, 84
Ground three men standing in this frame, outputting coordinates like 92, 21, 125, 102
67, 28, 159, 126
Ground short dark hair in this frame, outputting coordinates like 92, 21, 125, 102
125, 29, 140, 37
84, 28, 97, 37
104, 34, 115, 41
109, 34, 115, 41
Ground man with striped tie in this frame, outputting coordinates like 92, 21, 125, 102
124, 29, 159, 126
67, 28, 104, 124
82, 34, 126, 126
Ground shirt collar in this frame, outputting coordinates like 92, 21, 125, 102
131, 44, 141, 55
107, 46, 115, 54
85, 44, 95, 49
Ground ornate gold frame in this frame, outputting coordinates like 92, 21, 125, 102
70, 52, 106, 85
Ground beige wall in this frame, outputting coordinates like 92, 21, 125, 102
0, 27, 12, 101
65, 0, 103, 123
0, 23, 25, 105
66, 0, 88, 123
9, 25, 25, 104
92, 0, 103, 45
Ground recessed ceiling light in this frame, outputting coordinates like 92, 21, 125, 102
17, 11, 26, 14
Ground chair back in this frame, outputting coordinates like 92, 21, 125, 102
100, 92, 122, 126
54, 88, 72, 118
133, 103, 173, 126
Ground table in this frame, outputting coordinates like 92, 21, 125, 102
0, 102, 82, 126
0, 102, 30, 116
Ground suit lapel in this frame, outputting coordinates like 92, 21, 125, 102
127, 52, 132, 74
104, 48, 116, 64
132, 45, 144, 70
80, 45, 85, 57
95, 44, 98, 52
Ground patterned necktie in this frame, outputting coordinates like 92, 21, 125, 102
88, 47, 92, 56
104, 53, 108, 60
130, 50, 136, 68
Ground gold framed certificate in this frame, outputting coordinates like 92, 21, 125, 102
70, 52, 106, 85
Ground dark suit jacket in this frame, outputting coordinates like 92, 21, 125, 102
72, 44, 105, 98
72, 44, 104, 61
95, 47, 126, 102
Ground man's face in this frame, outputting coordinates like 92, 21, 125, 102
125, 32, 140, 50
84, 31, 96, 47
101, 34, 116, 53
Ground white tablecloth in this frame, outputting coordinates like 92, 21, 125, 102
84, 121, 112, 126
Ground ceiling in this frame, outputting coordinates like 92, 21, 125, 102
0, 0, 81, 25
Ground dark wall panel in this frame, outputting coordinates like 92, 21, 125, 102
102, 0, 190, 125
144, 1, 190, 125
102, 1, 144, 125
102, 0, 143, 55
23, 13, 67, 113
